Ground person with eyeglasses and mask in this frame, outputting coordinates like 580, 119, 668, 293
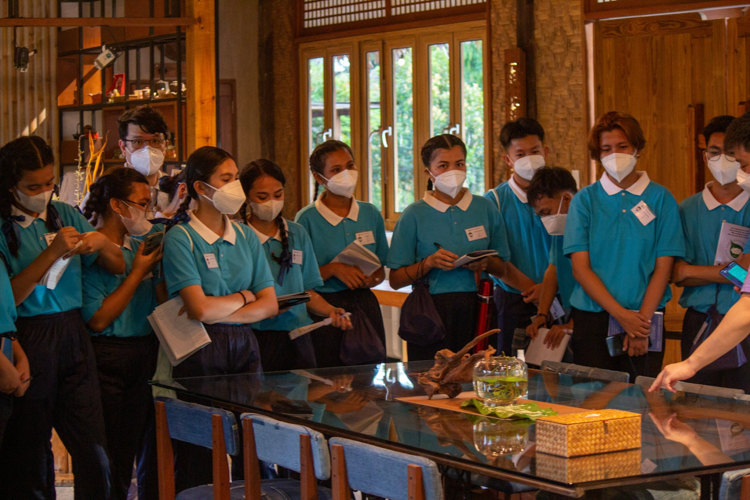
563, 111, 685, 381
670, 115, 750, 391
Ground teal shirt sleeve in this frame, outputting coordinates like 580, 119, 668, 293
59, 202, 100, 267
655, 191, 686, 259
80, 264, 110, 328
163, 226, 203, 295
243, 226, 275, 294
563, 190, 591, 256
488, 202, 511, 261
678, 201, 695, 264
386, 209, 418, 269
299, 228, 324, 291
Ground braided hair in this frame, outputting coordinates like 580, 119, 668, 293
83, 166, 150, 225
158, 170, 185, 200
174, 146, 235, 223
240, 159, 290, 265
0, 136, 59, 257
420, 134, 466, 191
309, 140, 354, 201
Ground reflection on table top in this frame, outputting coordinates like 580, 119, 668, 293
151, 361, 750, 496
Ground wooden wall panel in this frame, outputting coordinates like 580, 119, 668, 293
0, 0, 58, 162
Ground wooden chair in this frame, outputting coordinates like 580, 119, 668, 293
329, 437, 443, 500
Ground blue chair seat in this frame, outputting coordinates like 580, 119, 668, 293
177, 479, 334, 500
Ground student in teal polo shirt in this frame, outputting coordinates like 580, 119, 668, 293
525, 167, 578, 355
388, 134, 514, 360
162, 146, 278, 493
564, 111, 685, 380
295, 140, 388, 368
672, 115, 750, 391
80, 167, 166, 500
240, 159, 352, 371
0, 136, 125, 499
485, 118, 552, 353
0, 262, 29, 443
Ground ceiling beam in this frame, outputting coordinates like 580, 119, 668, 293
0, 17, 197, 27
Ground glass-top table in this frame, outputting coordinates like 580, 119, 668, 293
151, 361, 750, 498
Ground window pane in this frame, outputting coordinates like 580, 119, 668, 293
367, 51, 382, 212
460, 40, 484, 194
429, 43, 450, 138
308, 57, 325, 151
333, 55, 351, 145
393, 47, 414, 213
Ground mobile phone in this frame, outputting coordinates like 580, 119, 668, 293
142, 231, 165, 256
606, 333, 626, 357
720, 261, 747, 288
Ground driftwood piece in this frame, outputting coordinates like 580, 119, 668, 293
417, 329, 499, 399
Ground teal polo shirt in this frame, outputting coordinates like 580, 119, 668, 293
550, 235, 575, 310
294, 197, 388, 293
162, 211, 275, 317
249, 220, 324, 332
678, 186, 750, 315
563, 173, 686, 313
82, 235, 159, 337
485, 177, 551, 293
387, 190, 511, 295
0, 263, 16, 336
0, 201, 99, 317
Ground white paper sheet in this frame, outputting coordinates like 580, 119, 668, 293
525, 328, 571, 366
148, 296, 211, 367
714, 221, 750, 265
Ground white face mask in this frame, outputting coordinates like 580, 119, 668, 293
15, 188, 53, 214
431, 170, 466, 199
540, 196, 568, 236
513, 155, 546, 181
707, 154, 740, 186
119, 201, 154, 237
129, 146, 164, 177
249, 199, 284, 222
321, 170, 358, 198
601, 151, 638, 183
201, 180, 245, 214
737, 169, 750, 192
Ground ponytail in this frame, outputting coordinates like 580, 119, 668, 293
83, 167, 149, 226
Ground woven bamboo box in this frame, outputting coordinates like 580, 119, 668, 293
535, 409, 641, 457
535, 449, 642, 483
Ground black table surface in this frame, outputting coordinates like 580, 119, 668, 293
151, 361, 750, 497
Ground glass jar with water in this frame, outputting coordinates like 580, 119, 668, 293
473, 355, 528, 406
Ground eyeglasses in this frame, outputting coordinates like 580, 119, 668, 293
706, 150, 736, 162
124, 137, 165, 150
121, 199, 156, 218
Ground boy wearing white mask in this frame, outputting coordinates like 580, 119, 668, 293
672, 115, 750, 390
526, 167, 578, 353
295, 140, 388, 367
564, 111, 685, 380
117, 105, 169, 208
485, 118, 552, 353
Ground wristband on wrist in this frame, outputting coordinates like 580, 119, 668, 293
238, 291, 248, 307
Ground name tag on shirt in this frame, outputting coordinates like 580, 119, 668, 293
44, 232, 56, 247
631, 201, 656, 226
204, 253, 218, 269
355, 231, 375, 246
292, 249, 303, 265
465, 225, 487, 242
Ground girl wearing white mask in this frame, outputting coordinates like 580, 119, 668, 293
388, 135, 517, 361
80, 167, 166, 500
162, 146, 277, 492
563, 111, 685, 380
240, 159, 352, 371
295, 140, 388, 368
0, 136, 125, 499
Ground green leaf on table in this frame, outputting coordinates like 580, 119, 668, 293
460, 399, 557, 421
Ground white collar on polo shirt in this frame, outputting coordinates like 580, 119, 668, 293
702, 182, 749, 212
10, 204, 45, 229
187, 210, 237, 245
600, 171, 651, 196
122, 236, 133, 251
423, 188, 473, 213
315, 195, 359, 226
508, 175, 528, 204
248, 219, 288, 244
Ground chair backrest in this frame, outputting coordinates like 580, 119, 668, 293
329, 437, 443, 500
541, 361, 630, 383
240, 413, 330, 480
156, 396, 239, 455
634, 376, 744, 398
